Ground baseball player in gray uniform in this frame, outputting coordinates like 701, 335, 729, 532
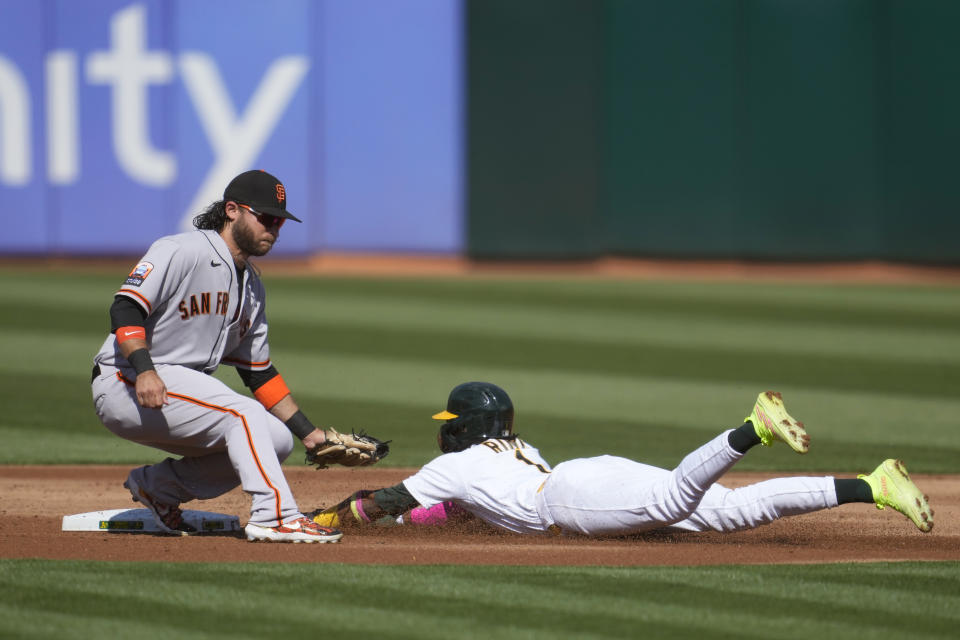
313, 382, 934, 537
91, 170, 382, 543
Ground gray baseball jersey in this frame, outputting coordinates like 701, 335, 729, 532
94, 229, 270, 374
91, 229, 304, 527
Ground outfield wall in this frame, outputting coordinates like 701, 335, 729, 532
468, 0, 960, 262
2, 1, 957, 262
0, 0, 462, 255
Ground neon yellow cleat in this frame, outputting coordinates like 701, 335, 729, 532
858, 459, 934, 533
745, 391, 810, 454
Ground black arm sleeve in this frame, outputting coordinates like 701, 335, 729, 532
236, 365, 280, 391
372, 483, 420, 516
110, 295, 147, 332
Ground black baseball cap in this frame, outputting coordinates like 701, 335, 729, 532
223, 170, 302, 223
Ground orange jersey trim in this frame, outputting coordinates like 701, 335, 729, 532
115, 326, 146, 344
253, 375, 291, 410
116, 373, 284, 524
222, 357, 272, 368
118, 288, 153, 313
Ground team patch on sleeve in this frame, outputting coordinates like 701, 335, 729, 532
124, 261, 154, 286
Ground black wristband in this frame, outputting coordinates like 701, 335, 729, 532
284, 410, 316, 440
127, 348, 156, 375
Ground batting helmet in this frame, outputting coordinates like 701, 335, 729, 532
433, 382, 515, 453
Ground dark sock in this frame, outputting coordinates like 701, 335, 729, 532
727, 422, 762, 454
834, 478, 875, 504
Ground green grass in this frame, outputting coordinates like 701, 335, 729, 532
1, 267, 958, 471
1, 559, 958, 639
1, 268, 957, 639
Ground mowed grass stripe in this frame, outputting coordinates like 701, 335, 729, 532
261, 349, 958, 446
264, 275, 960, 326
6, 290, 959, 373
1, 324, 952, 455
1, 560, 958, 639
2, 270, 957, 469
0, 327, 957, 469
269, 320, 960, 398
7, 363, 951, 470
0, 368, 151, 464
4, 269, 959, 369
0, 270, 120, 303
6, 268, 958, 333
7, 279, 958, 402
275, 293, 960, 365
262, 350, 960, 470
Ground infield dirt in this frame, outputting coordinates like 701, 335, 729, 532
1, 466, 956, 566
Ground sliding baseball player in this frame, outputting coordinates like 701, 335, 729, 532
313, 383, 933, 537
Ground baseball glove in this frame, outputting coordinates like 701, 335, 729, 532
305, 429, 390, 469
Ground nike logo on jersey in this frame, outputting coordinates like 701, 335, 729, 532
211, 260, 222, 267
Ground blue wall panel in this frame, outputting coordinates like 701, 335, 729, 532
0, 2, 48, 251
323, 1, 463, 253
0, 0, 463, 255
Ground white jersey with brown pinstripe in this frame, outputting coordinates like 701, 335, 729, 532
402, 438, 554, 535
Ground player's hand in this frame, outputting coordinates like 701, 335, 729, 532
301, 428, 328, 451
134, 370, 169, 408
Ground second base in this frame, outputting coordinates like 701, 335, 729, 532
62, 508, 240, 534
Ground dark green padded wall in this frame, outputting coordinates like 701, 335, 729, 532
880, 0, 960, 262
467, 0, 603, 258
602, 1, 745, 256
467, 0, 960, 262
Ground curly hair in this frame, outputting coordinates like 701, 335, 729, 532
193, 200, 228, 231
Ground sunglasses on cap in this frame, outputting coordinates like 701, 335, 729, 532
237, 203, 286, 229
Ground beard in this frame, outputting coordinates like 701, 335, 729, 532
231, 215, 275, 257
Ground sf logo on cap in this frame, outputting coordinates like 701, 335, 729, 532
275, 184, 285, 203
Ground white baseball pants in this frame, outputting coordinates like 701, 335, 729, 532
538, 431, 837, 536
